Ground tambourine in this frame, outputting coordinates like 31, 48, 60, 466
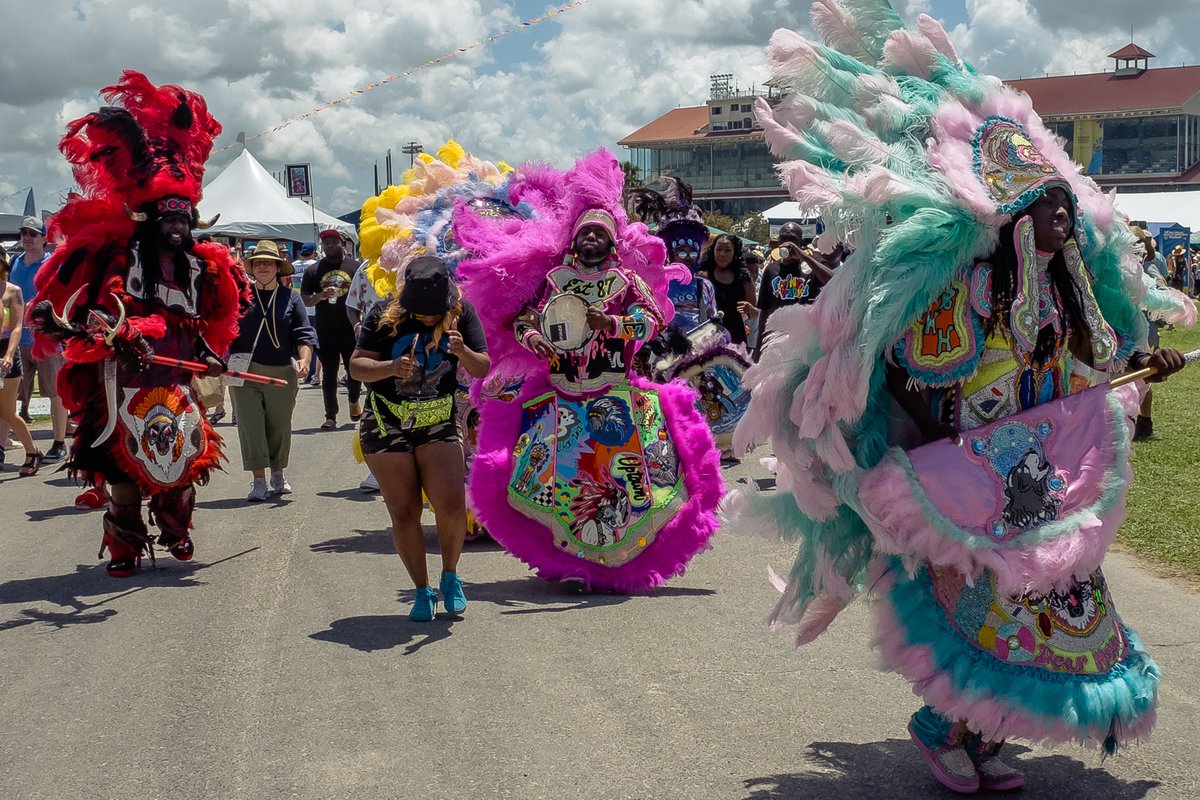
540, 292, 596, 352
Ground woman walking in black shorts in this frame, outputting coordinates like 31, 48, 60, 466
350, 257, 490, 621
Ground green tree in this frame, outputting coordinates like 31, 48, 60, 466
619, 161, 643, 194
703, 211, 736, 234
732, 212, 769, 245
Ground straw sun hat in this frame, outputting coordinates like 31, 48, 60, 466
246, 240, 293, 276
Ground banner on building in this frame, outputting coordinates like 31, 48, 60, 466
1072, 118, 1104, 175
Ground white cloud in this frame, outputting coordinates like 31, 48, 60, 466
947, 0, 1199, 78
2, 0, 1198, 218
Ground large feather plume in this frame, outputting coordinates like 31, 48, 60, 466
358, 139, 520, 297
735, 0, 1190, 649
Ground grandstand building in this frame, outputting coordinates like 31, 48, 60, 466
620, 48, 1200, 216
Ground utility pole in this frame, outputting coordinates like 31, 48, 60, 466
374, 161, 380, 195
386, 149, 393, 186
402, 141, 423, 167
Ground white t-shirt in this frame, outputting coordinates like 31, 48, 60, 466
293, 257, 319, 318
346, 262, 385, 314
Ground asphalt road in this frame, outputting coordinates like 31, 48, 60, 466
1, 385, 1197, 800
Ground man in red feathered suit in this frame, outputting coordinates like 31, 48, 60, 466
31, 71, 247, 577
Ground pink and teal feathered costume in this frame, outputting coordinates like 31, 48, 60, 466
455, 150, 722, 592
729, 0, 1197, 778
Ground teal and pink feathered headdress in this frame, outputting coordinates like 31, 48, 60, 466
730, 0, 1196, 644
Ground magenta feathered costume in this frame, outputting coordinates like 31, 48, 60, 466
455, 150, 722, 591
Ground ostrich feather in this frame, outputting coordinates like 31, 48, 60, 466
770, 34, 858, 104
917, 13, 960, 65
755, 97, 807, 157
630, 187, 667, 224
839, 0, 906, 54
661, 175, 693, 208
822, 118, 898, 168
880, 30, 937, 79
777, 160, 843, 207
811, 0, 877, 63
775, 92, 872, 132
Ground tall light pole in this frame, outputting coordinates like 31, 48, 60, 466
402, 141, 423, 167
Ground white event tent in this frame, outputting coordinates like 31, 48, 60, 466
197, 147, 357, 244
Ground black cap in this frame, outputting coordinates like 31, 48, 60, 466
399, 256, 456, 316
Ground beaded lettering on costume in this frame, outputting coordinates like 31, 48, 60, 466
929, 565, 1129, 676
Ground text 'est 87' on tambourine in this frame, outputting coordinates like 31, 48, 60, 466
539, 292, 597, 353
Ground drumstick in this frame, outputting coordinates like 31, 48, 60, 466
150, 355, 289, 386
1110, 348, 1200, 388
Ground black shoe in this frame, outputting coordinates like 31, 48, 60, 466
44, 441, 67, 461
18, 409, 33, 424
1133, 415, 1154, 441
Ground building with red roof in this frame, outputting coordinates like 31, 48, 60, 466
618, 74, 789, 216
620, 48, 1200, 216
1008, 46, 1200, 189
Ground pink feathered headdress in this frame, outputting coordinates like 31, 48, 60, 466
454, 148, 681, 379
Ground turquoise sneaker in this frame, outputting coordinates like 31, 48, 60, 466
439, 571, 467, 615
410, 586, 438, 622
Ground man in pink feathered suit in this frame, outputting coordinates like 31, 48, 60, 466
454, 149, 723, 593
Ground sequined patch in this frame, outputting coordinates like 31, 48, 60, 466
967, 417, 1065, 541
931, 566, 1129, 675
973, 116, 1064, 214
897, 279, 983, 386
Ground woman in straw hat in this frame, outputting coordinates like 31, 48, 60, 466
230, 240, 317, 501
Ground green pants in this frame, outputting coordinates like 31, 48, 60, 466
229, 362, 299, 472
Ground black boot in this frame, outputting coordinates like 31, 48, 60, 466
1133, 415, 1154, 441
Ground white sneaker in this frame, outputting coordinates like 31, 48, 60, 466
269, 470, 292, 495
247, 479, 269, 502
359, 473, 379, 492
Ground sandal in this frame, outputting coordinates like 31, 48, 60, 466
18, 450, 44, 477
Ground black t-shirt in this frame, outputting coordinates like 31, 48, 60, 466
753, 259, 822, 361
757, 259, 821, 311
356, 300, 487, 401
301, 257, 360, 334
711, 268, 752, 345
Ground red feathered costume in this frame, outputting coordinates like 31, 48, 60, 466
31, 71, 247, 577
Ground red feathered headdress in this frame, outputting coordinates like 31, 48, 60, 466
58, 70, 221, 220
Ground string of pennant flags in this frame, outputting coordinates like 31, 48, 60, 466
220, 0, 590, 151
